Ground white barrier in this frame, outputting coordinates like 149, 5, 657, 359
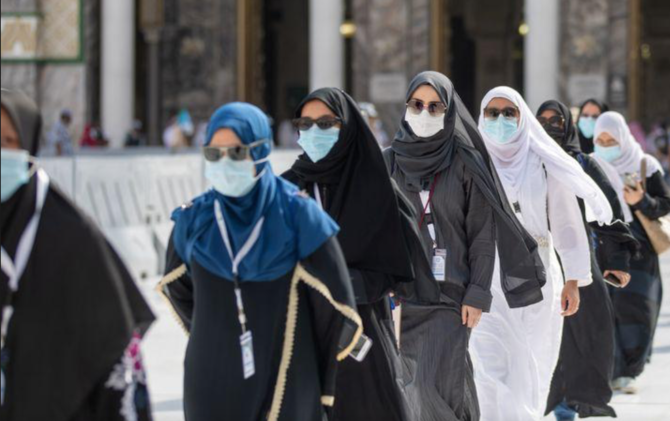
39, 149, 301, 280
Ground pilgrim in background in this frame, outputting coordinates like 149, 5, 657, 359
1, 89, 155, 421
283, 87, 416, 421
576, 99, 609, 155
385, 72, 547, 421
537, 100, 638, 421
592, 111, 670, 394
470, 86, 613, 421
158, 102, 362, 421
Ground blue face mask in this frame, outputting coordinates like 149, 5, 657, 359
594, 144, 622, 163
205, 157, 266, 198
482, 116, 519, 144
578, 117, 596, 138
1, 148, 31, 203
298, 127, 340, 163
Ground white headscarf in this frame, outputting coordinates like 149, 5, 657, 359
593, 111, 663, 178
478, 86, 613, 225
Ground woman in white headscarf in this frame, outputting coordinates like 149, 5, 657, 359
469, 87, 613, 421
591, 111, 670, 394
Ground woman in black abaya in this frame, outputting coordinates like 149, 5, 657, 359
283, 88, 415, 421
0, 90, 154, 421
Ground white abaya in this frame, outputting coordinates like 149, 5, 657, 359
470, 153, 592, 421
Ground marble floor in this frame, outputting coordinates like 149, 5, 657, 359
141, 244, 670, 421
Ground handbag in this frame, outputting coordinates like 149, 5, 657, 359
633, 158, 670, 255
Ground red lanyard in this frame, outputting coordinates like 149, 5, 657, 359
419, 173, 441, 228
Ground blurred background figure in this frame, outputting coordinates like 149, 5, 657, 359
125, 119, 147, 148
80, 122, 110, 148
46, 109, 74, 156
576, 99, 608, 154
359, 102, 390, 148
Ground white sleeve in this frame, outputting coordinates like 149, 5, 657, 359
547, 173, 593, 287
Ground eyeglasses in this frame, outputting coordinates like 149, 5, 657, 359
203, 139, 270, 162
580, 113, 600, 119
484, 107, 519, 120
292, 116, 342, 131
537, 115, 565, 128
406, 99, 447, 117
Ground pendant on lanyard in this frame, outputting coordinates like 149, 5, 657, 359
214, 199, 264, 380
1, 169, 50, 405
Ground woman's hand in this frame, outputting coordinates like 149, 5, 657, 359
561, 281, 580, 317
624, 181, 645, 206
604, 270, 632, 288
462, 305, 483, 329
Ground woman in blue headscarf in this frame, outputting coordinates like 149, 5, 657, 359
158, 102, 362, 421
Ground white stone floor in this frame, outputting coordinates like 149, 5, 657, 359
141, 256, 670, 421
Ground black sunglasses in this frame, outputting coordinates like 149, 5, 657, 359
203, 139, 269, 162
406, 99, 447, 117
484, 107, 519, 120
537, 115, 565, 128
292, 116, 342, 131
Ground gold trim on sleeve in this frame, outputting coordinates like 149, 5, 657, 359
155, 264, 190, 335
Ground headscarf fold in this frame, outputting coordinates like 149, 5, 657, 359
479, 87, 613, 225
172, 102, 338, 281
285, 88, 414, 279
593, 111, 663, 178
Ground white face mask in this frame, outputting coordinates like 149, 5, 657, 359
404, 109, 445, 138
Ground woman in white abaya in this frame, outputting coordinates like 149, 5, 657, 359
469, 87, 613, 421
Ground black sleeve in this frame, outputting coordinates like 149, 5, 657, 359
349, 269, 398, 304
463, 173, 496, 312
158, 232, 194, 332
301, 236, 360, 408
632, 170, 670, 220
584, 157, 635, 272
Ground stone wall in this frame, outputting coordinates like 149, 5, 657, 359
160, 0, 238, 127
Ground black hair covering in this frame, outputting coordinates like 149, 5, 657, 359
1, 89, 42, 156
391, 71, 546, 306
285, 87, 414, 279
577, 98, 609, 154
538, 99, 582, 156
0, 90, 154, 420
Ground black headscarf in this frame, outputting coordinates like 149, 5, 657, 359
538, 99, 581, 156
284, 88, 413, 279
1, 89, 154, 421
577, 98, 609, 154
390, 71, 547, 307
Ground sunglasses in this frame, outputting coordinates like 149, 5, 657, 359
406, 99, 447, 117
292, 116, 342, 131
484, 107, 519, 120
537, 115, 565, 128
203, 139, 270, 162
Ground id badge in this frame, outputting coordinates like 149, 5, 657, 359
240, 331, 256, 380
432, 249, 447, 282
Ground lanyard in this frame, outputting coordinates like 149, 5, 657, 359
419, 173, 441, 229
1, 169, 50, 349
214, 199, 264, 334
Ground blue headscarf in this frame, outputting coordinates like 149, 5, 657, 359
171, 102, 339, 281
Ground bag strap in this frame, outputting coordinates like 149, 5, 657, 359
641, 158, 648, 191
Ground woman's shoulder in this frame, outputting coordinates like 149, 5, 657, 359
171, 190, 216, 228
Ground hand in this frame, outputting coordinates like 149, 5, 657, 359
623, 181, 645, 206
462, 305, 483, 329
561, 281, 580, 317
604, 270, 632, 288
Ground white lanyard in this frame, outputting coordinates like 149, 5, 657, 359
214, 199, 264, 333
1, 169, 50, 346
